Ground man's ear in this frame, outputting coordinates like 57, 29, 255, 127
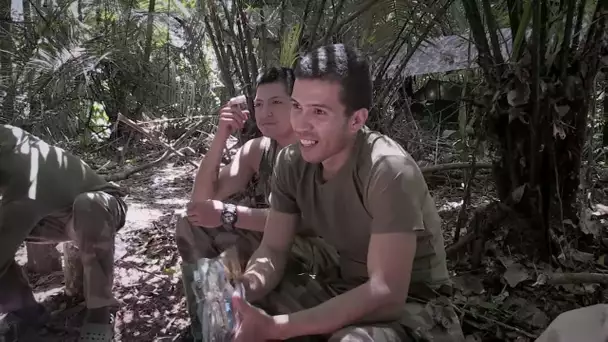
349, 108, 369, 132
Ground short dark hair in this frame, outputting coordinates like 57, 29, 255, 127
256, 67, 295, 95
294, 44, 372, 115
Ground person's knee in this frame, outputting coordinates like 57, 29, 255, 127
329, 327, 375, 342
73, 192, 111, 217
72, 192, 117, 243
328, 326, 404, 342
175, 211, 193, 243
174, 211, 196, 262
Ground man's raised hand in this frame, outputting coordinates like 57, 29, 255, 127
217, 98, 249, 138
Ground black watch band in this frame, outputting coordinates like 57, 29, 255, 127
220, 203, 238, 229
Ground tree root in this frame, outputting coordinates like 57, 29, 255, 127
445, 201, 513, 260
446, 231, 476, 257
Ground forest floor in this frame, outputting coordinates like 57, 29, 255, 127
11, 136, 608, 342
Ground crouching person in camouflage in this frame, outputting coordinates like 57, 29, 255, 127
175, 67, 339, 341
0, 124, 127, 342
228, 44, 466, 342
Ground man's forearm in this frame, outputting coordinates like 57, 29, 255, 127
191, 135, 227, 202
242, 245, 288, 302
274, 280, 401, 339
235, 206, 268, 232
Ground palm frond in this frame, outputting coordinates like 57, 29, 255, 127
279, 23, 301, 68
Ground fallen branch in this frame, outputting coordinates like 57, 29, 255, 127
104, 150, 175, 182
454, 141, 483, 242
117, 113, 200, 168
420, 162, 492, 173
445, 202, 513, 258
536, 272, 608, 285
454, 305, 538, 339
446, 231, 476, 257
409, 294, 538, 339
104, 121, 203, 181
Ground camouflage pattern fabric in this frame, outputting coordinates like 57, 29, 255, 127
0, 190, 127, 313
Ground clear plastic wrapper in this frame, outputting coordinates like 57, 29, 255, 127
190, 247, 243, 342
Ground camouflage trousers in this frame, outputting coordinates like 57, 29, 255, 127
175, 213, 464, 342
0, 191, 127, 313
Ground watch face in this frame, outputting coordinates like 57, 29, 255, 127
222, 211, 236, 224
222, 204, 237, 225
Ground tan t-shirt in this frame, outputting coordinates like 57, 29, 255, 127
0, 124, 122, 226
270, 127, 450, 291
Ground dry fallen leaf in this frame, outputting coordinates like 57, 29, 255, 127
503, 262, 530, 287
452, 274, 485, 296
581, 208, 602, 238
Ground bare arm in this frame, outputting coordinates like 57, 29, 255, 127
191, 136, 260, 202
273, 156, 426, 339
274, 233, 416, 338
234, 205, 270, 232
242, 209, 298, 301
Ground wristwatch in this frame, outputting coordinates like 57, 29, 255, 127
221, 203, 238, 229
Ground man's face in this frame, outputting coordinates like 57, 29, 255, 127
290, 79, 363, 164
254, 82, 293, 139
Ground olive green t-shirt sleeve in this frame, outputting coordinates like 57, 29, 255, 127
269, 147, 300, 214
366, 155, 426, 234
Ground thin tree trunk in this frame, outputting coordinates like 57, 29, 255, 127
236, 0, 258, 89
602, 82, 608, 146
322, 0, 346, 44
203, 16, 235, 98
0, 0, 15, 119
260, 9, 267, 68
297, 0, 313, 48
278, 0, 287, 57
308, 0, 327, 43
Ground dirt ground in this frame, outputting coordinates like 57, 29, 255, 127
11, 156, 608, 341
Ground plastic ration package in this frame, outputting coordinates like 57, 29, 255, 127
191, 249, 243, 342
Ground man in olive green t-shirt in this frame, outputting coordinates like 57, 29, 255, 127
229, 44, 465, 342
0, 125, 127, 341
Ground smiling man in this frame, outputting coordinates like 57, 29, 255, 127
231, 44, 465, 342
175, 67, 337, 341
